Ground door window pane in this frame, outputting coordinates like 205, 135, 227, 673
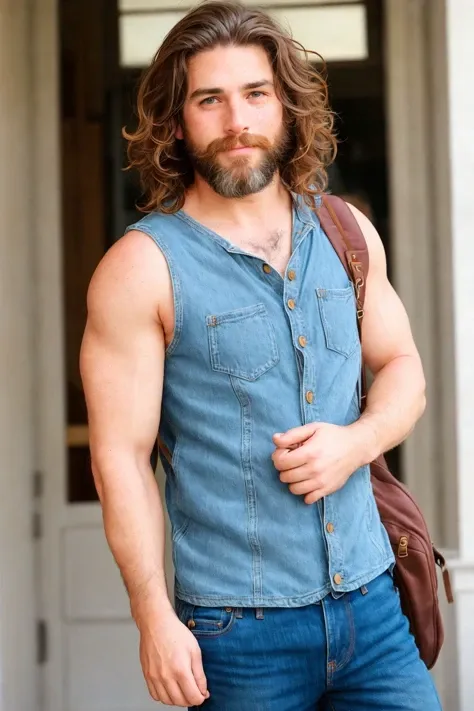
119, 3, 368, 68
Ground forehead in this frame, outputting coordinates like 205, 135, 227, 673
186, 44, 273, 94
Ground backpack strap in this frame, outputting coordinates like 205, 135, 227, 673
316, 195, 369, 321
315, 194, 370, 407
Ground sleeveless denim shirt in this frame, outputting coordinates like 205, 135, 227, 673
126, 195, 394, 608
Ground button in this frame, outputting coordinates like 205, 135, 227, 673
287, 269, 296, 281
263, 264, 271, 274
306, 391, 314, 404
287, 299, 296, 310
326, 522, 335, 534
333, 573, 343, 585
298, 336, 307, 348
225, 607, 232, 613
187, 619, 196, 629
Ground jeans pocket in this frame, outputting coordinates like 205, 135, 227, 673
175, 600, 236, 638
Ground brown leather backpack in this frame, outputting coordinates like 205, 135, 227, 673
317, 194, 453, 669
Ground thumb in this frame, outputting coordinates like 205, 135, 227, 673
273, 423, 319, 447
191, 644, 210, 698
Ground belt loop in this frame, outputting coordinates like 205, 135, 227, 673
255, 607, 264, 620
360, 585, 369, 596
234, 607, 243, 619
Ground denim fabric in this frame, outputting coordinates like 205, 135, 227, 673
126, 195, 394, 607
175, 571, 442, 711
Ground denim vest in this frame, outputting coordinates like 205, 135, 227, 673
126, 196, 394, 608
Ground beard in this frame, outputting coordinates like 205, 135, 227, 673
184, 126, 289, 198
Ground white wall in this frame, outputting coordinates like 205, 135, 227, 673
0, 1, 38, 709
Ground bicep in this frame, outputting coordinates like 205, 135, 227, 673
347, 205, 421, 375
80, 234, 166, 472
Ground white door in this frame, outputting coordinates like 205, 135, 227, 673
43, 441, 178, 711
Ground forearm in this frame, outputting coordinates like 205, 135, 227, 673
351, 354, 426, 463
93, 455, 174, 624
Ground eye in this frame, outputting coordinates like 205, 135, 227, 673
248, 91, 265, 99
199, 96, 218, 105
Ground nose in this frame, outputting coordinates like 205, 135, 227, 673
224, 97, 250, 136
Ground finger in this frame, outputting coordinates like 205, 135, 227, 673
305, 489, 325, 505
155, 682, 174, 705
289, 479, 320, 496
272, 442, 314, 471
166, 680, 195, 707
278, 464, 313, 484
191, 645, 210, 698
176, 674, 208, 707
273, 423, 319, 447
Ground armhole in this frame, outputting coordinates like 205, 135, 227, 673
124, 224, 183, 357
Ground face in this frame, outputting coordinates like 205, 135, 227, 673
177, 44, 288, 198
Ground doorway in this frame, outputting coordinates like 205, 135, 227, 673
50, 1, 398, 709
61, 0, 398, 507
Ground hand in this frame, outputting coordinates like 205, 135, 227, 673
272, 422, 369, 504
137, 608, 210, 707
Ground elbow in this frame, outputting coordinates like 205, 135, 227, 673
90, 458, 105, 502
419, 392, 427, 419
418, 375, 427, 419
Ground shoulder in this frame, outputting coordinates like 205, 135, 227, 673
86, 229, 170, 326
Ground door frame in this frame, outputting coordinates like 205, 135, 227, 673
384, 0, 456, 549
32, 1, 448, 708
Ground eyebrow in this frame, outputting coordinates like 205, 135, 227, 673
189, 79, 274, 101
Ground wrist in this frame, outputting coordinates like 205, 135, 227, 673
131, 594, 175, 630
349, 417, 380, 466
128, 576, 174, 625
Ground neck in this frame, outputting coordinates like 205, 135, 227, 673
183, 175, 292, 228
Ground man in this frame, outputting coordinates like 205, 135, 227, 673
80, 2, 441, 709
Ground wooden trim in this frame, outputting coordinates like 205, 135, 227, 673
384, 0, 442, 540
67, 425, 89, 447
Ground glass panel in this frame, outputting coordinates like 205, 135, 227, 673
271, 5, 367, 61
68, 446, 98, 503
119, 4, 367, 67
119, 11, 184, 67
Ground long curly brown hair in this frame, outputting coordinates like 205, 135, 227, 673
124, 0, 338, 214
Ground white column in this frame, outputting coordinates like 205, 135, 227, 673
0, 1, 38, 710
443, 1, 474, 710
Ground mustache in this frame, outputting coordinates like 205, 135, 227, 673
194, 133, 272, 160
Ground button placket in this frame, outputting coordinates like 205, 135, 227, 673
324, 497, 345, 589
284, 238, 316, 424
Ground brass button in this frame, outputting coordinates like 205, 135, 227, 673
225, 607, 232, 613
263, 264, 271, 274
288, 269, 296, 281
333, 573, 343, 585
187, 619, 196, 629
287, 299, 296, 310
306, 391, 314, 404
326, 522, 335, 534
298, 335, 307, 348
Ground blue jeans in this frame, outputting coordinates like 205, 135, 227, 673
175, 571, 442, 710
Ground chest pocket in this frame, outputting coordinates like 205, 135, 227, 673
316, 285, 359, 358
206, 303, 279, 381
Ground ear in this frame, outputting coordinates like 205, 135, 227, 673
175, 124, 184, 140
